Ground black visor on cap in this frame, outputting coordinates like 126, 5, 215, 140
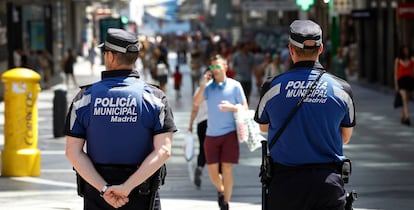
289, 20, 322, 49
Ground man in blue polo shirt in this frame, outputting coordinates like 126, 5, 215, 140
254, 20, 356, 209
65, 28, 177, 210
193, 54, 248, 210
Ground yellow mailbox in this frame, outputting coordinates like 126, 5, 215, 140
1, 68, 41, 176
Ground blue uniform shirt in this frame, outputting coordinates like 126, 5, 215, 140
65, 70, 177, 165
204, 78, 246, 136
254, 61, 355, 166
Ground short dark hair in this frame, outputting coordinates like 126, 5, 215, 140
118, 52, 139, 65
398, 45, 412, 60
106, 48, 138, 65
290, 44, 319, 57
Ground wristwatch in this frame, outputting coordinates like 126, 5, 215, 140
100, 184, 111, 197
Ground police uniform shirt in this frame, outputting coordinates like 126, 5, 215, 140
254, 61, 355, 166
65, 70, 177, 165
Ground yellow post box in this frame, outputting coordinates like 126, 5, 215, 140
1, 68, 41, 176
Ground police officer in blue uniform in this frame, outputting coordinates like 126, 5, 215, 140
254, 20, 356, 209
65, 28, 177, 210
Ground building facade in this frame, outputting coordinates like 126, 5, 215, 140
0, 0, 128, 99
0, 0, 413, 99
202, 0, 414, 88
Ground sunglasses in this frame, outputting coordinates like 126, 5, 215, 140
209, 64, 222, 71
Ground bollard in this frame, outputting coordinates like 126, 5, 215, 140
53, 87, 67, 138
1, 68, 41, 176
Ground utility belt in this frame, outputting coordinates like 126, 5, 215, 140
272, 162, 341, 173
270, 159, 352, 183
75, 164, 167, 197
261, 158, 356, 210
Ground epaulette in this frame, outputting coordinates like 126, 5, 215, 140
79, 83, 94, 90
145, 82, 160, 89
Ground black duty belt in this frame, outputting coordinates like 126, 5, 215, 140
94, 164, 154, 196
272, 162, 342, 173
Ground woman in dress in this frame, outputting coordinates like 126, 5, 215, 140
394, 45, 414, 126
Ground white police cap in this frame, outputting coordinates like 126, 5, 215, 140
289, 20, 322, 49
98, 28, 140, 53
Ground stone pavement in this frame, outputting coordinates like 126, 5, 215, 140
0, 55, 263, 210
0, 53, 413, 210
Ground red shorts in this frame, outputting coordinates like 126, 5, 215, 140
204, 131, 239, 164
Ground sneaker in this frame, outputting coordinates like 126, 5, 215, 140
194, 167, 202, 187
217, 191, 224, 208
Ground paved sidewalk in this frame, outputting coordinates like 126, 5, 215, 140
0, 56, 262, 210
0, 53, 413, 210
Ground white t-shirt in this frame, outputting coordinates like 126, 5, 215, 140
195, 100, 208, 124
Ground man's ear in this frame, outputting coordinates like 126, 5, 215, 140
288, 44, 295, 58
108, 52, 117, 65
318, 44, 324, 55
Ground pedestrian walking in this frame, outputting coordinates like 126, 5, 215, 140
190, 46, 203, 94
62, 48, 78, 88
13, 48, 23, 67
280, 45, 292, 72
154, 47, 170, 92
254, 20, 356, 210
331, 46, 348, 81
255, 52, 272, 92
173, 65, 183, 99
88, 41, 98, 75
65, 28, 177, 210
193, 54, 248, 210
231, 42, 255, 103
188, 81, 208, 188
394, 45, 414, 126
38, 49, 53, 89
263, 53, 284, 80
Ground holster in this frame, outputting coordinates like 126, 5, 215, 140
341, 159, 352, 184
259, 140, 272, 186
259, 154, 273, 185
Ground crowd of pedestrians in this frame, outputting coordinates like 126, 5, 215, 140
136, 32, 292, 100
129, 24, 366, 210
13, 48, 54, 89
9, 19, 412, 210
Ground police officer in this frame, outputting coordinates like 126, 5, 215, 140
254, 20, 356, 209
65, 28, 177, 210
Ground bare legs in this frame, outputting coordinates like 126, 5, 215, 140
207, 162, 233, 204
65, 73, 78, 88
399, 89, 411, 125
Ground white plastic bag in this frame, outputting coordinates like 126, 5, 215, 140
156, 63, 169, 76
183, 131, 195, 161
234, 106, 248, 143
234, 107, 265, 152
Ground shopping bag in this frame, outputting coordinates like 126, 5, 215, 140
183, 131, 195, 161
393, 92, 402, 109
234, 107, 265, 152
234, 107, 249, 143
